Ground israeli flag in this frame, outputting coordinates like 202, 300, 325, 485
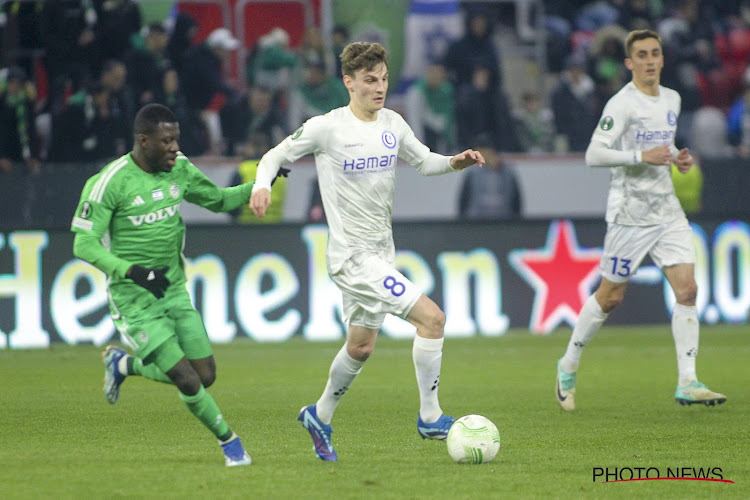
400, 0, 462, 91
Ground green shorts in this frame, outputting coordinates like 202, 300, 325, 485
111, 286, 212, 371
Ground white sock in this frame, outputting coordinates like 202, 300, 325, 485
672, 303, 698, 386
413, 336, 444, 423
219, 431, 238, 445
561, 295, 608, 373
117, 355, 129, 376
315, 345, 364, 425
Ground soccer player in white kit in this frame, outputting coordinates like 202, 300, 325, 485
555, 30, 726, 411
250, 42, 484, 461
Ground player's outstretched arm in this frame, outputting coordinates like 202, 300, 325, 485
450, 149, 485, 171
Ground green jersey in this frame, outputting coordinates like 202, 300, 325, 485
71, 152, 253, 315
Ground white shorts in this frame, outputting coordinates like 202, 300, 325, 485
331, 253, 422, 329
600, 217, 695, 283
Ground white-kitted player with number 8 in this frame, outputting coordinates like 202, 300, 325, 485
555, 29, 726, 411
249, 41, 484, 461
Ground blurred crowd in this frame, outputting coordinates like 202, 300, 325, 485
1, 0, 749, 183
0, 0, 351, 176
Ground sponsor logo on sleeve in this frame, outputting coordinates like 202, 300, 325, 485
292, 126, 303, 140
80, 201, 92, 219
599, 116, 614, 131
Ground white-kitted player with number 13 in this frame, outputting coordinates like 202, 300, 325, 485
250, 41, 484, 461
555, 29, 726, 411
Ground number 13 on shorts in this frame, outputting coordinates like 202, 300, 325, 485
609, 256, 632, 278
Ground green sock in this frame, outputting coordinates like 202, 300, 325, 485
128, 357, 173, 384
179, 385, 231, 439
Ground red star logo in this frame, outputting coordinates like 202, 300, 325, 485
509, 221, 602, 334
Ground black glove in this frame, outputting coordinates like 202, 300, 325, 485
271, 167, 291, 186
127, 265, 170, 298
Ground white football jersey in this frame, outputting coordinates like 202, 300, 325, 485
263, 106, 431, 274
591, 82, 685, 225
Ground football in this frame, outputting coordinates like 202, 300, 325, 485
446, 414, 501, 464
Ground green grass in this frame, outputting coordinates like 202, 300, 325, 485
1, 325, 748, 499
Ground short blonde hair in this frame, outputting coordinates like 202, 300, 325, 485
340, 42, 389, 77
625, 29, 662, 58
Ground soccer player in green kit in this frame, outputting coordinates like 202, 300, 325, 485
71, 103, 285, 466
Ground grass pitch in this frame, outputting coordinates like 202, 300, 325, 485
1, 325, 747, 499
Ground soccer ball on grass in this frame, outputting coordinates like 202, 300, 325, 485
446, 414, 501, 464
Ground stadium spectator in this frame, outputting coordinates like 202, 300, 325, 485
298, 26, 334, 76
574, 0, 620, 32
221, 85, 287, 158
331, 25, 350, 78
153, 68, 207, 157
444, 8, 518, 151
93, 0, 141, 64
658, 0, 719, 75
455, 62, 518, 151
287, 61, 348, 131
543, 0, 576, 72
166, 11, 198, 73
404, 61, 456, 154
551, 53, 598, 152
125, 23, 171, 107
246, 27, 298, 94
513, 91, 555, 153
443, 6, 503, 91
689, 106, 733, 159
0, 0, 44, 76
181, 28, 241, 155
555, 29, 726, 412
587, 25, 629, 113
98, 60, 135, 143
659, 57, 703, 147
249, 41, 485, 461
48, 81, 128, 162
0, 66, 41, 174
658, 1, 720, 139
41, 0, 100, 113
617, 0, 662, 31
457, 137, 522, 220
181, 27, 240, 110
